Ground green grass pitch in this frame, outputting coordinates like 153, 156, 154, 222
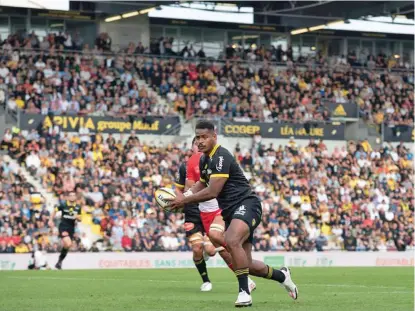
0, 267, 413, 311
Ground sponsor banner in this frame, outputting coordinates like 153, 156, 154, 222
0, 252, 413, 271
221, 121, 345, 140
325, 102, 358, 119
19, 114, 181, 135
383, 125, 414, 142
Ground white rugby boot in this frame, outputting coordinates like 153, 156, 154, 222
200, 282, 212, 292
234, 290, 252, 308
280, 267, 298, 300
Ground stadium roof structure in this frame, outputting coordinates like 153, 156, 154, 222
74, 1, 414, 28
211, 1, 414, 28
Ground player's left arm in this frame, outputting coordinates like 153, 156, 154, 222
181, 153, 230, 205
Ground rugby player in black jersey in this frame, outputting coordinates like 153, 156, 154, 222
48, 191, 81, 270
168, 120, 298, 307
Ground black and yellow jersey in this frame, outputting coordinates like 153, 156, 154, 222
199, 145, 257, 214
55, 201, 81, 227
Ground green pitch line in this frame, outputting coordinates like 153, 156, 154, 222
0, 267, 413, 311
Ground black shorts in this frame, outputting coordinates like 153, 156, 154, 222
224, 196, 262, 243
184, 207, 204, 237
59, 224, 75, 239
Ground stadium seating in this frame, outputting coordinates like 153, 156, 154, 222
1, 126, 413, 253
0, 31, 413, 253
0, 32, 413, 126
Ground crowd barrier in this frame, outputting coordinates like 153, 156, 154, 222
0, 252, 413, 271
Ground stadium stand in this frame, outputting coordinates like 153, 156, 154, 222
0, 31, 412, 126
1, 125, 413, 253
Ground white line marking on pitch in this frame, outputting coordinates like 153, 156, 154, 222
7, 276, 412, 292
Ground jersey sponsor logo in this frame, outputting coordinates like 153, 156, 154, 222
184, 222, 195, 232
216, 156, 224, 171
175, 172, 180, 181
234, 205, 246, 216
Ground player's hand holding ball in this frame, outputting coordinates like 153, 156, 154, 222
154, 187, 184, 212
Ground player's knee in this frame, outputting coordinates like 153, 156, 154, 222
204, 243, 216, 257
192, 243, 203, 258
224, 234, 241, 250
208, 231, 223, 245
63, 239, 72, 249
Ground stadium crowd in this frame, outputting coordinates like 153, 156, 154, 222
0, 125, 413, 253
0, 39, 412, 126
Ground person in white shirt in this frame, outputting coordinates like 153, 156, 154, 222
291, 190, 301, 205
78, 126, 90, 148
167, 88, 177, 103
80, 233, 92, 250
307, 223, 320, 240
25, 151, 41, 174
35, 60, 46, 70
160, 232, 180, 251
0, 63, 9, 78
127, 166, 139, 179
43, 65, 54, 79
200, 97, 210, 111
317, 188, 328, 203
28, 250, 50, 270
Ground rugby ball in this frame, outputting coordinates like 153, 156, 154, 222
155, 187, 176, 212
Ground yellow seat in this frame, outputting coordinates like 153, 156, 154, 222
92, 224, 102, 236
81, 214, 92, 225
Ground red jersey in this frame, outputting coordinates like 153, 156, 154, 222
186, 152, 202, 182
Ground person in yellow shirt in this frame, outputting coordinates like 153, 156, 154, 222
342, 201, 352, 211
373, 111, 384, 124
73, 156, 85, 169
182, 81, 196, 95
30, 193, 44, 211
301, 195, 311, 204
360, 139, 372, 153
321, 223, 332, 236
91, 143, 103, 162
349, 175, 359, 189
298, 79, 307, 91
399, 156, 411, 169
15, 242, 29, 253
15, 96, 25, 109
95, 133, 103, 145
206, 81, 217, 94
174, 95, 186, 114
387, 178, 396, 191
